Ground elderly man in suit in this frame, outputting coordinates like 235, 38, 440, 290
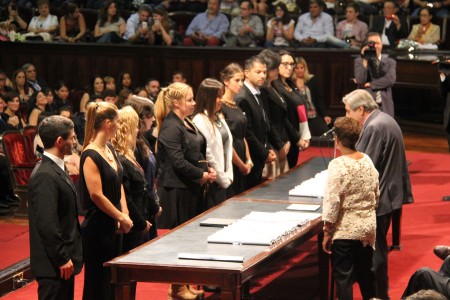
343, 89, 414, 299
370, 0, 408, 48
354, 32, 397, 117
236, 55, 279, 189
28, 115, 83, 300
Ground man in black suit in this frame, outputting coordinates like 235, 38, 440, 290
236, 55, 278, 189
28, 115, 83, 300
370, 0, 408, 48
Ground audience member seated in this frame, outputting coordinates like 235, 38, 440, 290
412, 0, 450, 17
265, 2, 294, 48
402, 247, 450, 299
1, 91, 26, 130
23, 63, 47, 93
104, 75, 116, 91
172, 70, 188, 84
103, 89, 118, 106
124, 4, 153, 44
52, 80, 71, 112
294, 0, 333, 48
24, 0, 58, 41
183, 0, 229, 46
117, 71, 133, 92
405, 7, 440, 46
0, 70, 12, 97
59, 1, 86, 43
144, 78, 160, 102
220, 0, 240, 17
79, 76, 104, 113
94, 0, 125, 43
11, 68, 33, 104
370, 0, 408, 48
293, 56, 332, 136
0, 0, 28, 32
327, 2, 368, 49
168, 0, 207, 12
28, 89, 50, 126
223, 0, 264, 47
405, 290, 447, 300
151, 6, 176, 45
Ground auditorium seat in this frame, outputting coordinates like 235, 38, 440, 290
168, 11, 198, 37
408, 15, 448, 49
1, 131, 37, 217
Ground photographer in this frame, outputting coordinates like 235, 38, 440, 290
370, 0, 408, 48
0, 1, 28, 32
265, 2, 295, 48
354, 32, 396, 117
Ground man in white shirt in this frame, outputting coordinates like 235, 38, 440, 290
124, 5, 153, 44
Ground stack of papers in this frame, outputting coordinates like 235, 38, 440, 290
207, 211, 321, 246
288, 170, 328, 198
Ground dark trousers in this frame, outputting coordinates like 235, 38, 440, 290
402, 256, 450, 299
245, 163, 263, 190
37, 276, 74, 300
331, 240, 376, 300
205, 182, 227, 210
373, 214, 392, 299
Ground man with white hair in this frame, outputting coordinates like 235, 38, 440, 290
343, 89, 414, 299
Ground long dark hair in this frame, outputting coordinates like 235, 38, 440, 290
194, 78, 224, 126
99, 0, 119, 27
274, 3, 291, 25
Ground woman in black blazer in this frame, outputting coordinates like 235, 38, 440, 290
154, 82, 217, 299
273, 50, 311, 168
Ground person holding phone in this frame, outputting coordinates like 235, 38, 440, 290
370, 0, 408, 48
124, 4, 153, 44
265, 2, 295, 48
150, 6, 175, 46
0, 0, 27, 32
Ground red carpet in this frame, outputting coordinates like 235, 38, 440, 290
2, 147, 450, 300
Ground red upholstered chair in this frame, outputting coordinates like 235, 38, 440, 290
22, 125, 38, 162
1, 130, 37, 217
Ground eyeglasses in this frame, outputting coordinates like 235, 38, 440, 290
281, 62, 296, 68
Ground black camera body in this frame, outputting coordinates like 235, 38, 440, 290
363, 41, 377, 59
10, 4, 17, 10
274, 17, 282, 23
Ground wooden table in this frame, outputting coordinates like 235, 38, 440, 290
106, 157, 332, 300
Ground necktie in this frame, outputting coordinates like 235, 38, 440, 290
255, 93, 269, 133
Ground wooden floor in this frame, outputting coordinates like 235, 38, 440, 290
403, 132, 449, 153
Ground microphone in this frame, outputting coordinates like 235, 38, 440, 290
320, 127, 335, 138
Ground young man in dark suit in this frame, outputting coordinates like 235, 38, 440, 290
28, 115, 83, 300
236, 55, 278, 189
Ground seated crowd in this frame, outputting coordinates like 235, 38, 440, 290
0, 0, 446, 48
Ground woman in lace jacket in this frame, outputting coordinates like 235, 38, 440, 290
322, 116, 379, 300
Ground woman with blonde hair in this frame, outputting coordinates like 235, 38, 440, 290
79, 101, 133, 300
293, 57, 332, 136
124, 95, 161, 241
112, 106, 151, 253
155, 82, 216, 300
193, 78, 233, 208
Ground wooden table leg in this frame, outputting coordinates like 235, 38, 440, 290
318, 232, 333, 300
114, 282, 136, 300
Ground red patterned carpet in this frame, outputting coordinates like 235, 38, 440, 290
1, 147, 450, 300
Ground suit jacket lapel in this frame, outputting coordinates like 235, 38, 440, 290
44, 156, 77, 195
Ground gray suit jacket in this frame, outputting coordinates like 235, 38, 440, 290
28, 156, 83, 278
356, 110, 414, 216
354, 55, 396, 117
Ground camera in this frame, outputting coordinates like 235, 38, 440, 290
344, 36, 355, 44
274, 17, 282, 22
363, 41, 377, 59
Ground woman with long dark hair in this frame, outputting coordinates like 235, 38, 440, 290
94, 0, 125, 43
193, 78, 233, 208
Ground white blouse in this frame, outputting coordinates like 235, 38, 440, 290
322, 154, 379, 248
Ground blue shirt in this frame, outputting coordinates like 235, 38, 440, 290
185, 11, 229, 39
294, 12, 334, 43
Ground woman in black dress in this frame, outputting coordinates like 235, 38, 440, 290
79, 101, 133, 300
155, 82, 216, 299
273, 50, 311, 168
112, 106, 151, 253
125, 95, 161, 241
220, 63, 252, 197
0, 91, 26, 130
